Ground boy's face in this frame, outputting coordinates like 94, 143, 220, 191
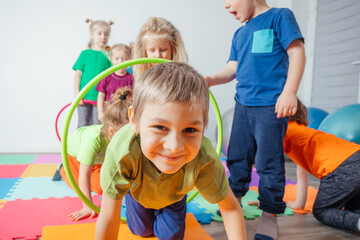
129, 101, 204, 174
111, 49, 129, 75
224, 0, 254, 23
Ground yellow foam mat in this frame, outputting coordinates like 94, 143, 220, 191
21, 164, 58, 177
42, 213, 213, 240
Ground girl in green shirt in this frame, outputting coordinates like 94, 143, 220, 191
72, 19, 113, 128
59, 87, 132, 221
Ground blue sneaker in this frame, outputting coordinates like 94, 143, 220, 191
216, 209, 222, 216
52, 163, 63, 181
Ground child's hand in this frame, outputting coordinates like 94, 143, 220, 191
286, 200, 304, 210
68, 206, 97, 221
78, 99, 84, 106
203, 75, 212, 87
275, 93, 297, 118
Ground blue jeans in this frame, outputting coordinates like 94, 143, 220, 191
125, 193, 187, 240
227, 100, 288, 214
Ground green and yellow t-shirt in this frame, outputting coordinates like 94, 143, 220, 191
101, 124, 229, 209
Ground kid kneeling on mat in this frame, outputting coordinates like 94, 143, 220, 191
95, 62, 246, 240
284, 98, 360, 233
58, 87, 132, 221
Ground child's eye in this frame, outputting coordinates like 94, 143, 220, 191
160, 48, 168, 52
183, 128, 198, 133
147, 48, 155, 53
153, 125, 167, 131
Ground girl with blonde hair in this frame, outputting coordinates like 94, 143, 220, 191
96, 43, 134, 122
73, 19, 114, 128
133, 17, 188, 79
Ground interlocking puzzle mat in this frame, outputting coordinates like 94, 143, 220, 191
0, 154, 37, 165
187, 187, 295, 223
0, 164, 28, 178
0, 154, 317, 239
3, 177, 80, 201
42, 213, 213, 240
283, 184, 318, 214
0, 196, 102, 240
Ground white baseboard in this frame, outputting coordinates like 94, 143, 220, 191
0, 141, 61, 153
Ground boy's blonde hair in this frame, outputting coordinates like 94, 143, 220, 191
289, 98, 309, 126
101, 87, 132, 137
86, 18, 114, 50
133, 17, 188, 79
111, 43, 131, 60
132, 62, 209, 127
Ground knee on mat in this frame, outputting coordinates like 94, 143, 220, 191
312, 207, 325, 223
130, 225, 154, 238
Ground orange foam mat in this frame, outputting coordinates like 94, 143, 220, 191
42, 213, 213, 240
248, 184, 318, 214
283, 184, 318, 214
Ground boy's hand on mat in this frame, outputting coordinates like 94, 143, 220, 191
68, 207, 97, 221
275, 93, 297, 118
286, 200, 304, 210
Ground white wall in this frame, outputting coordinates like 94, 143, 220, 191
0, 0, 309, 153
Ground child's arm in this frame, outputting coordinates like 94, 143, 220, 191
68, 163, 96, 221
287, 165, 308, 209
95, 194, 122, 240
97, 92, 106, 122
275, 39, 306, 118
218, 186, 247, 240
74, 70, 84, 105
204, 61, 238, 87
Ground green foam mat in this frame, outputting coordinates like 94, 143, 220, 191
0, 155, 37, 165
191, 190, 294, 222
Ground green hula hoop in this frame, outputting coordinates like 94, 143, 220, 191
61, 58, 223, 221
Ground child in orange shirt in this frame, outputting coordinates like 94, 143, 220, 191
283, 99, 360, 233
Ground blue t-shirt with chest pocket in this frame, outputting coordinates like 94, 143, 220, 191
229, 8, 304, 106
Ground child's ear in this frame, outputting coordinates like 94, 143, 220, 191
128, 105, 138, 133
107, 126, 116, 139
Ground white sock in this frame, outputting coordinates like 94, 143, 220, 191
255, 211, 278, 240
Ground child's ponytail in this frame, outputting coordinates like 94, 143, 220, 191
101, 87, 133, 138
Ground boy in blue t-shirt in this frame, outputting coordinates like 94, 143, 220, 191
205, 0, 305, 239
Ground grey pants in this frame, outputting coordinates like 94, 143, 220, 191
313, 150, 360, 232
77, 103, 99, 128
